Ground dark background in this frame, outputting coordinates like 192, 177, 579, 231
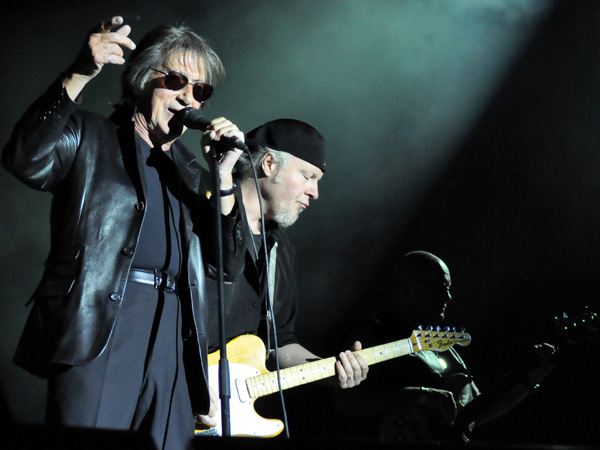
1, 0, 599, 446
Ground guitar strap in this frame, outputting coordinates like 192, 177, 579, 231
264, 241, 279, 360
449, 347, 471, 376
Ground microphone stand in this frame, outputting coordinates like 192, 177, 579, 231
208, 145, 231, 437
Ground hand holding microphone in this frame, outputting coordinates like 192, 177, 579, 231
174, 108, 245, 204
174, 107, 247, 152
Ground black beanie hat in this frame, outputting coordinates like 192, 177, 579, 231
245, 119, 326, 172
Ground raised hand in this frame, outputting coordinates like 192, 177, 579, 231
63, 16, 136, 99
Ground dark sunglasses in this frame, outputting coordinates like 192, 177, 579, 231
149, 67, 214, 103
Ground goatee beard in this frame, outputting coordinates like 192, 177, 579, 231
273, 208, 302, 228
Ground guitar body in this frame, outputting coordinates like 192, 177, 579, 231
198, 335, 284, 437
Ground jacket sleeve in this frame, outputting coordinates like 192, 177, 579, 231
2, 78, 81, 192
196, 183, 246, 283
219, 205, 246, 281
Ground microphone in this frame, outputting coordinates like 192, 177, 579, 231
174, 107, 248, 152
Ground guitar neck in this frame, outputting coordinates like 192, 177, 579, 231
246, 337, 415, 399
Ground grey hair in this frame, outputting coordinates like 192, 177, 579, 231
120, 24, 225, 108
236, 147, 293, 181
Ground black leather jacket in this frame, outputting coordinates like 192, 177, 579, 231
2, 79, 244, 408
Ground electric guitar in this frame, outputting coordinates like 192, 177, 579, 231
196, 328, 471, 437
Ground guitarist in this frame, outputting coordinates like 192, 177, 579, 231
334, 251, 557, 443
198, 119, 369, 430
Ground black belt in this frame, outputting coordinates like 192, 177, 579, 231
128, 268, 178, 293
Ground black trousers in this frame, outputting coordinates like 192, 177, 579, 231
46, 282, 196, 450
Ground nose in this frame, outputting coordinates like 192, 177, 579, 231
441, 288, 452, 306
307, 179, 319, 200
177, 85, 195, 106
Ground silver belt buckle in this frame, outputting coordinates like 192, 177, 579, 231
153, 269, 177, 292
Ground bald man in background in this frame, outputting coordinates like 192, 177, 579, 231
335, 251, 556, 443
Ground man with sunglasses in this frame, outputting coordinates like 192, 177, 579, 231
2, 15, 246, 450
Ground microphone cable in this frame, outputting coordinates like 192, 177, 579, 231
246, 149, 291, 439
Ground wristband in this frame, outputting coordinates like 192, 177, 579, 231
219, 183, 237, 197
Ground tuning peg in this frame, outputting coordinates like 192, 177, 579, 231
426, 325, 433, 331
417, 325, 423, 330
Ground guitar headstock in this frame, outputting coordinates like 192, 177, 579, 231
410, 326, 471, 352
554, 306, 598, 346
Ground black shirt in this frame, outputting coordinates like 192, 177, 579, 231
131, 136, 182, 274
